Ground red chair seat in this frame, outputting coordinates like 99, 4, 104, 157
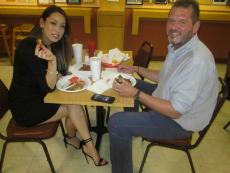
7, 118, 60, 139
146, 137, 192, 147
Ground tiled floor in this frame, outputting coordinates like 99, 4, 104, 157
0, 56, 230, 173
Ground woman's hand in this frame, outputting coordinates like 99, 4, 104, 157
112, 78, 138, 97
35, 41, 56, 61
35, 40, 58, 89
117, 64, 138, 75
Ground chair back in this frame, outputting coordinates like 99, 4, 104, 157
190, 77, 228, 149
133, 41, 153, 68
0, 24, 12, 63
224, 51, 230, 99
0, 79, 9, 120
224, 51, 230, 79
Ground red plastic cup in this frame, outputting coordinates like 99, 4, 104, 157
87, 40, 96, 57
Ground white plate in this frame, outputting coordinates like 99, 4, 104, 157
115, 73, 136, 86
56, 75, 91, 92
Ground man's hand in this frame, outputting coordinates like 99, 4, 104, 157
117, 64, 138, 75
112, 78, 138, 97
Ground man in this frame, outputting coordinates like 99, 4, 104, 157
108, 0, 218, 173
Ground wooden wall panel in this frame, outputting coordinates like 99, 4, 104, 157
199, 21, 230, 61
124, 9, 230, 62
0, 10, 97, 53
69, 8, 97, 49
124, 9, 168, 60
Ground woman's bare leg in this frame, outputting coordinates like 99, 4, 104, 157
66, 105, 106, 164
42, 105, 80, 147
43, 104, 107, 164
65, 117, 76, 136
64, 116, 81, 148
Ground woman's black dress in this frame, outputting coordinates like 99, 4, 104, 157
9, 37, 60, 127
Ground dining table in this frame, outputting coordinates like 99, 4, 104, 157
44, 50, 134, 151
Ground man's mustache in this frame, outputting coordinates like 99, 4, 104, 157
168, 29, 180, 35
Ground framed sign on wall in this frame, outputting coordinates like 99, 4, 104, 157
126, 0, 143, 5
212, 0, 227, 4
37, 0, 54, 5
54, 0, 66, 3
67, 0, 81, 4
0, 0, 37, 5
155, 0, 167, 4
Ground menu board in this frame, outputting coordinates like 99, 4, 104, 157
0, 0, 37, 5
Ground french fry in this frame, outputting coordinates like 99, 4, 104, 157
36, 38, 43, 45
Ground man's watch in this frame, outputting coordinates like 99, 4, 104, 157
134, 90, 141, 100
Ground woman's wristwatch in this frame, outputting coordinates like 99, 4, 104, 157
134, 90, 141, 100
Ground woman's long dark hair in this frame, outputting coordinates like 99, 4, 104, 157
29, 5, 72, 75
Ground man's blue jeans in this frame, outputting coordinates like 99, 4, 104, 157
108, 80, 192, 173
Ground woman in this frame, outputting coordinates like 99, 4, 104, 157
9, 5, 107, 166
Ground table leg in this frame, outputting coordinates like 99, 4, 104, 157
90, 106, 108, 151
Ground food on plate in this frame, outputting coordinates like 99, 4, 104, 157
114, 75, 131, 84
80, 64, 90, 71
102, 54, 121, 67
67, 76, 85, 91
69, 76, 79, 84
112, 59, 119, 64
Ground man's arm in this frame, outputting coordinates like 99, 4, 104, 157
137, 66, 159, 83
118, 65, 160, 83
112, 80, 181, 119
138, 91, 182, 119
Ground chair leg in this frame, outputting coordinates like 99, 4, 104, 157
224, 121, 230, 130
185, 150, 195, 173
37, 140, 56, 173
59, 121, 66, 146
2, 32, 12, 63
0, 141, 9, 173
139, 143, 152, 173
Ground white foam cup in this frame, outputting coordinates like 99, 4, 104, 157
90, 57, 101, 82
72, 43, 83, 65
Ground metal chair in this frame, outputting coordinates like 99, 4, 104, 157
225, 50, 230, 100
223, 50, 230, 130
0, 79, 66, 173
133, 41, 153, 111
0, 24, 12, 64
133, 41, 153, 80
224, 121, 230, 130
139, 77, 228, 173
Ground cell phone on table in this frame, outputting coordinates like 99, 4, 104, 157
91, 94, 115, 104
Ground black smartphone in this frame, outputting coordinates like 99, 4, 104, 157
91, 94, 115, 104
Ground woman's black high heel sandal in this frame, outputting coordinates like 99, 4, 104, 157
81, 137, 108, 166
64, 134, 81, 150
